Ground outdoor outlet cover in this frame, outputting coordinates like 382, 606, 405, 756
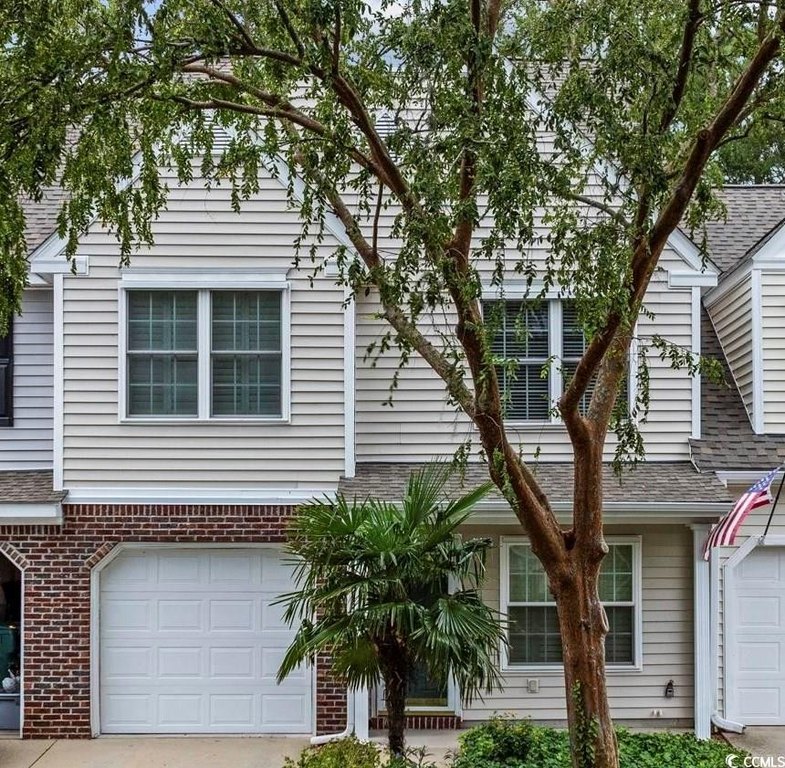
527, 679, 539, 694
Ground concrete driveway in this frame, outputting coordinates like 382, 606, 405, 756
725, 727, 785, 760
0, 732, 458, 768
0, 736, 311, 768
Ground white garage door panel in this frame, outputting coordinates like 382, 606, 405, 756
100, 548, 312, 734
731, 547, 785, 725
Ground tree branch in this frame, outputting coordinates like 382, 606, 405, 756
208, 0, 258, 55
659, 0, 702, 132
576, 13, 785, 453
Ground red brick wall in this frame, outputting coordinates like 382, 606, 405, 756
0, 504, 347, 738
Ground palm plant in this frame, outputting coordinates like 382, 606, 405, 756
277, 464, 505, 757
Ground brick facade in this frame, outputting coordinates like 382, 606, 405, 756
0, 504, 347, 738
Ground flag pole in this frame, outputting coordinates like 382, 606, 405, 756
763, 465, 785, 540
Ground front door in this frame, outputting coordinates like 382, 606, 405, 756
407, 661, 449, 709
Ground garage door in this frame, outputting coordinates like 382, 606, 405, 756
99, 547, 312, 734
730, 546, 785, 724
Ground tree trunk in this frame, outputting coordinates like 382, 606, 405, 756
554, 566, 618, 768
383, 651, 408, 757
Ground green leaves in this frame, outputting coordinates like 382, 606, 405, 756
277, 463, 503, 709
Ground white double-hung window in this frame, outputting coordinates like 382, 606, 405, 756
122, 276, 289, 421
500, 537, 642, 669
483, 297, 632, 423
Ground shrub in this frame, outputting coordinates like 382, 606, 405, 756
282, 738, 440, 768
283, 738, 383, 768
453, 717, 747, 768
455, 717, 538, 766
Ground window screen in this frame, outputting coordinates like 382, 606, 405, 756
126, 291, 198, 416
211, 291, 282, 417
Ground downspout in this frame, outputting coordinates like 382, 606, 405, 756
711, 712, 744, 734
310, 690, 355, 746
709, 544, 745, 734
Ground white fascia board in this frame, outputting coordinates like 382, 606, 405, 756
704, 261, 753, 308
667, 228, 719, 275
716, 469, 784, 486
751, 219, 785, 265
469, 499, 729, 522
668, 270, 718, 289
27, 274, 51, 287
268, 155, 355, 256
0, 503, 62, 524
64, 487, 334, 505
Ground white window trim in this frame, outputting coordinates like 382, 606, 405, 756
499, 535, 643, 673
118, 275, 291, 424
481, 297, 635, 428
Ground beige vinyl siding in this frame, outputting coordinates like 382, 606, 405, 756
356, 247, 695, 462
707, 275, 754, 421
61, 172, 347, 489
0, 289, 54, 469
460, 524, 693, 723
762, 272, 785, 432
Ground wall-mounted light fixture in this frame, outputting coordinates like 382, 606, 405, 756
664, 680, 675, 699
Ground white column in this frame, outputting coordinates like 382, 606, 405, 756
353, 686, 369, 740
691, 524, 712, 739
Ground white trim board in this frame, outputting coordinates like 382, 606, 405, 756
704, 262, 753, 308
53, 273, 64, 491
0, 504, 62, 524
691, 524, 712, 739
751, 268, 765, 434
64, 487, 331, 505
117, 279, 292, 424
498, 535, 644, 674
343, 292, 356, 479
691, 286, 702, 440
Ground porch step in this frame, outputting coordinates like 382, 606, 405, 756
369, 713, 462, 730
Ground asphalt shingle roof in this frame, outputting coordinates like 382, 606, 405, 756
339, 461, 732, 505
701, 186, 785, 273
0, 470, 65, 504
690, 309, 785, 471
21, 186, 67, 255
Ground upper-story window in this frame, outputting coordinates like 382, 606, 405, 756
124, 288, 286, 420
488, 301, 550, 421
127, 291, 198, 417
0, 319, 12, 427
484, 298, 630, 423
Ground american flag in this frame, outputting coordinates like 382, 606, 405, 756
703, 467, 782, 560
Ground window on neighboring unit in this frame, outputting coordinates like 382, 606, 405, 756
503, 540, 639, 667
211, 291, 282, 417
0, 319, 12, 427
124, 288, 285, 420
485, 300, 550, 422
